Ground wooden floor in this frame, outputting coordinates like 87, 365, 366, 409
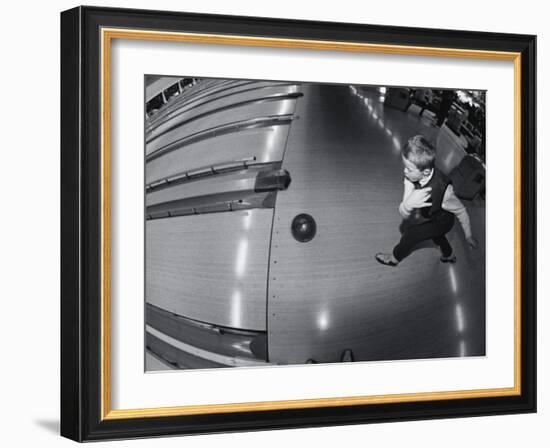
267, 84, 485, 364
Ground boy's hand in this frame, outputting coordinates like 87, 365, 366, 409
466, 236, 478, 249
404, 187, 432, 210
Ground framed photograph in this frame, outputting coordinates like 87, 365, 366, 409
60, 6, 536, 442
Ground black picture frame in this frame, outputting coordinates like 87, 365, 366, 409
61, 5, 536, 442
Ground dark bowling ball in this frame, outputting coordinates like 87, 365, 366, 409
291, 214, 316, 243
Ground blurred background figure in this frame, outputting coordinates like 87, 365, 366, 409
436, 89, 456, 127
413, 88, 433, 116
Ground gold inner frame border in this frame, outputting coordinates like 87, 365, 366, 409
99, 27, 522, 421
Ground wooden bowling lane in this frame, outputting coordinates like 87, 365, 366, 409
146, 166, 260, 208
146, 350, 175, 371
267, 83, 485, 365
147, 82, 300, 144
147, 79, 248, 130
146, 124, 290, 185
354, 87, 472, 175
146, 96, 297, 155
147, 79, 296, 132
146, 209, 273, 331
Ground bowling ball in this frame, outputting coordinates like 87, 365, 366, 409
291, 213, 316, 243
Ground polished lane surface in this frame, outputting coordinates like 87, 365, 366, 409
267, 84, 485, 364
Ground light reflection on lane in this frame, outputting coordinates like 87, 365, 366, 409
447, 265, 468, 356
231, 290, 242, 328
317, 309, 330, 331
264, 126, 277, 159
355, 88, 404, 155
455, 303, 465, 333
243, 211, 252, 230
231, 340, 251, 354
235, 238, 249, 277
449, 264, 458, 294
442, 261, 468, 355
459, 339, 466, 357
231, 212, 256, 328
392, 136, 401, 151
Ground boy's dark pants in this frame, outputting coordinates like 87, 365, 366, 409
393, 211, 455, 261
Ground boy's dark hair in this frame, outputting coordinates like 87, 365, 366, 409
402, 135, 436, 170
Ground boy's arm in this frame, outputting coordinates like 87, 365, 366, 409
398, 178, 415, 218
442, 184, 473, 239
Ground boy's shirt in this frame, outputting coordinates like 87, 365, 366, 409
398, 169, 473, 239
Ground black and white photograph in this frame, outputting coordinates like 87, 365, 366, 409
144, 76, 487, 371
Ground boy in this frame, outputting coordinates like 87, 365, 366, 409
375, 135, 477, 267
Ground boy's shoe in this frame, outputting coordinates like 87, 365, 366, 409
375, 253, 399, 267
440, 254, 457, 263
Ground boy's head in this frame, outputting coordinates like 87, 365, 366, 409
402, 135, 436, 182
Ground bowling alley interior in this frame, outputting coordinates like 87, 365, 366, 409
144, 77, 487, 371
